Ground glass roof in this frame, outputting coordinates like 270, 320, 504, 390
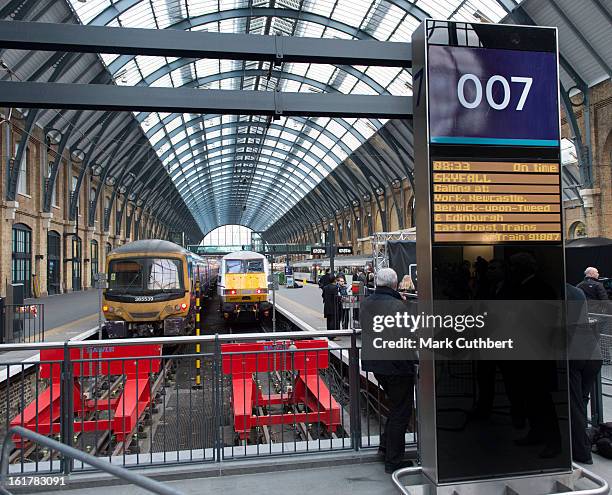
67, 0, 518, 233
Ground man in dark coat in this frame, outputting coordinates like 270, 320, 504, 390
318, 268, 331, 292
567, 283, 602, 464
360, 268, 417, 473
577, 267, 608, 301
322, 275, 341, 336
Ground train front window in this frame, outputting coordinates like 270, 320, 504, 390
246, 260, 264, 272
109, 258, 183, 293
226, 260, 243, 274
225, 259, 264, 273
109, 260, 143, 291
148, 259, 182, 290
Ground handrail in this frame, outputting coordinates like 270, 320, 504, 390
0, 328, 361, 352
0, 426, 184, 495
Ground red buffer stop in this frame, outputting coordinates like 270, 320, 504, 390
221, 340, 341, 441
10, 344, 162, 448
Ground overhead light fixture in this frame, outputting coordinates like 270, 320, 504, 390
71, 148, 85, 163
91, 164, 103, 176
105, 176, 116, 186
46, 129, 62, 145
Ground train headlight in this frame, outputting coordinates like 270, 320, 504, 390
180, 303, 188, 310
103, 305, 109, 312
174, 304, 181, 311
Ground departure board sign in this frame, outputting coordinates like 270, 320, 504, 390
412, 20, 568, 485
431, 160, 561, 243
428, 46, 559, 147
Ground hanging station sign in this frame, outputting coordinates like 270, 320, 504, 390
336, 246, 353, 255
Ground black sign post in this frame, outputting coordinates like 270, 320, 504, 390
413, 19, 569, 488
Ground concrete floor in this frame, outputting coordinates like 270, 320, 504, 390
34, 459, 398, 495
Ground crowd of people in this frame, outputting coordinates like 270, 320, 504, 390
317, 266, 376, 335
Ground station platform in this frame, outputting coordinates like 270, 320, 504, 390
32, 451, 397, 495
28, 450, 612, 495
275, 283, 356, 345
0, 290, 100, 367
274, 283, 328, 331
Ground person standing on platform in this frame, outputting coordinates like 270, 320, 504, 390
567, 283, 602, 464
322, 274, 341, 339
577, 267, 608, 302
338, 277, 350, 329
360, 268, 417, 473
318, 268, 331, 293
365, 266, 375, 293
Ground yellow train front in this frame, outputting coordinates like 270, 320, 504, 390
102, 239, 218, 338
218, 251, 272, 322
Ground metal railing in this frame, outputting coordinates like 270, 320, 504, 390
0, 426, 183, 495
585, 313, 612, 425
391, 465, 609, 495
1, 304, 44, 344
0, 330, 414, 475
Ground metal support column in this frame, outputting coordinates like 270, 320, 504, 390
328, 224, 335, 274
60, 343, 74, 475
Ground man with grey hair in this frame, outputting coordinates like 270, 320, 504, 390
360, 267, 416, 473
577, 266, 607, 301
376, 267, 398, 290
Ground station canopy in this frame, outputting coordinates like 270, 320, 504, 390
4, 0, 610, 240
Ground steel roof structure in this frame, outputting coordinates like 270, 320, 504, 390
1, 0, 609, 242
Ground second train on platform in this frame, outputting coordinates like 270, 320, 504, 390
102, 239, 218, 338
218, 250, 272, 322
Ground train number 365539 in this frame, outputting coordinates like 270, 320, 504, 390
134, 296, 154, 302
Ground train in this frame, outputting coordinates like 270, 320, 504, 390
292, 255, 373, 285
102, 239, 218, 338
218, 250, 272, 321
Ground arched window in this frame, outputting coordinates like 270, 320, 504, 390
569, 221, 587, 239
71, 236, 82, 291
47, 230, 61, 295
105, 242, 112, 256
12, 223, 32, 297
71, 176, 80, 213
15, 143, 31, 196
201, 225, 253, 249
90, 187, 97, 222
90, 240, 99, 287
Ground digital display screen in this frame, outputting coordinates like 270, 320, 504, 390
428, 45, 559, 147
431, 161, 562, 243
